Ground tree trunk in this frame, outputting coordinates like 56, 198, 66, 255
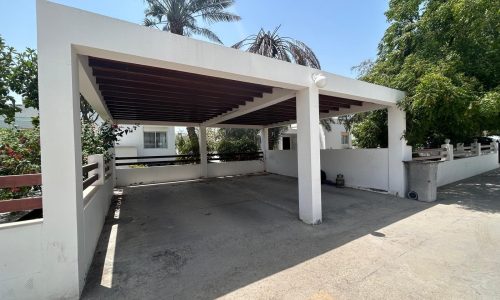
187, 126, 199, 154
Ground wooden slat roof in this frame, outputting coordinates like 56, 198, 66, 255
89, 57, 364, 125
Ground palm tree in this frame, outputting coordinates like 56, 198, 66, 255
232, 26, 321, 69
143, 0, 241, 44
233, 26, 334, 140
144, 0, 241, 152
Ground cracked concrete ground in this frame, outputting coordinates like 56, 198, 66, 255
82, 169, 500, 300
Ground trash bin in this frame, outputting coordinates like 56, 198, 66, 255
404, 160, 441, 202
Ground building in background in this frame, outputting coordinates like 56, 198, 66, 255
277, 119, 352, 150
0, 105, 38, 129
115, 125, 177, 158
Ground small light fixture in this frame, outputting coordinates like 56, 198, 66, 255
312, 73, 327, 88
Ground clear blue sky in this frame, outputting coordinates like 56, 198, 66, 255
0, 0, 389, 78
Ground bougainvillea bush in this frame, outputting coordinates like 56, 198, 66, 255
0, 128, 41, 199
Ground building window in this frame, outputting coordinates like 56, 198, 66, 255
144, 131, 168, 148
341, 132, 349, 145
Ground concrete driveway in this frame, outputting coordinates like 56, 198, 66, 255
82, 169, 500, 299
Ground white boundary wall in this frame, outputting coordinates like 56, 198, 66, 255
437, 152, 499, 187
266, 149, 390, 191
208, 161, 265, 178
0, 220, 43, 299
321, 149, 389, 190
0, 176, 114, 300
82, 176, 114, 276
116, 161, 265, 186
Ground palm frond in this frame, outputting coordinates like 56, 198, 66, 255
189, 26, 223, 44
233, 26, 321, 69
143, 17, 159, 27
143, 0, 240, 43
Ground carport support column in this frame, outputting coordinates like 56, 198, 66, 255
261, 128, 269, 170
38, 22, 84, 299
296, 87, 322, 224
199, 126, 208, 178
388, 106, 411, 197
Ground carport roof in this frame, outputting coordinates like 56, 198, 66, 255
89, 57, 366, 126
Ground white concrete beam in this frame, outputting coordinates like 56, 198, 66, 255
114, 119, 200, 127
320, 73, 406, 106
202, 88, 295, 127
78, 55, 113, 121
114, 119, 263, 129
264, 102, 388, 129
296, 87, 322, 225
319, 102, 387, 119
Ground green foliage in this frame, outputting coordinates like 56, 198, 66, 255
0, 35, 38, 125
0, 128, 41, 199
176, 131, 200, 155
268, 127, 288, 150
9, 48, 38, 110
0, 36, 19, 124
351, 110, 388, 148
215, 128, 259, 157
351, 0, 500, 147
80, 97, 136, 164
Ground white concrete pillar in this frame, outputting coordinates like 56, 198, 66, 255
199, 126, 208, 178
260, 128, 269, 170
319, 125, 326, 149
473, 141, 481, 156
88, 154, 105, 185
38, 35, 84, 298
441, 142, 454, 161
388, 106, 411, 197
296, 87, 322, 224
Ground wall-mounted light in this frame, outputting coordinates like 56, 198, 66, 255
312, 73, 327, 88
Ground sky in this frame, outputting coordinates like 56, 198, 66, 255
0, 0, 390, 78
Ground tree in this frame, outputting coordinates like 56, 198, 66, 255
0, 35, 39, 126
350, 0, 500, 147
80, 96, 136, 164
233, 26, 335, 142
144, 0, 241, 44
144, 0, 241, 153
232, 26, 321, 69
0, 36, 19, 124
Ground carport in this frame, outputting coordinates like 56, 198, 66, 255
34, 1, 409, 298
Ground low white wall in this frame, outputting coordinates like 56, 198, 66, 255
321, 149, 389, 191
0, 220, 43, 299
266, 149, 390, 191
266, 150, 298, 177
116, 161, 266, 186
437, 153, 499, 187
82, 176, 114, 279
208, 161, 265, 177
116, 164, 201, 186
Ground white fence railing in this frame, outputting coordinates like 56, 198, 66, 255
413, 141, 498, 162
